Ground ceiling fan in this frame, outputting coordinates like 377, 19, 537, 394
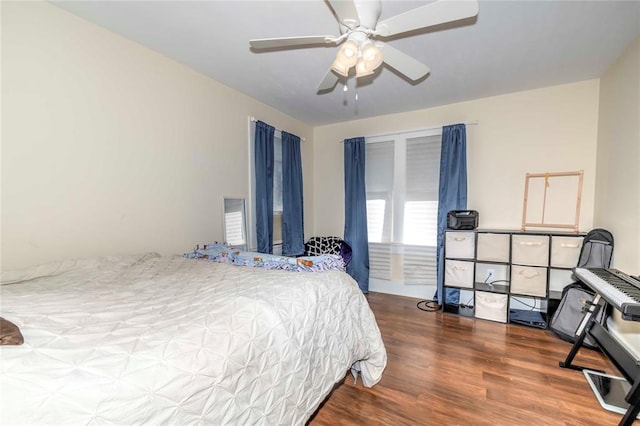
249, 0, 479, 92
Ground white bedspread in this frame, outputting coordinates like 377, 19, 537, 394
0, 253, 386, 425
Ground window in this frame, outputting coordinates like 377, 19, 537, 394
365, 130, 441, 285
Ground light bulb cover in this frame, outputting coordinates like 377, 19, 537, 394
356, 59, 375, 77
336, 40, 358, 68
360, 41, 383, 72
331, 59, 350, 77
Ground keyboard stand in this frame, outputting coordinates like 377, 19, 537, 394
559, 293, 640, 425
559, 294, 605, 372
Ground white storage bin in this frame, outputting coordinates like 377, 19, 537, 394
475, 291, 508, 323
476, 233, 510, 262
445, 231, 475, 259
445, 260, 474, 288
511, 234, 550, 266
511, 265, 547, 297
549, 268, 575, 294
550, 236, 584, 268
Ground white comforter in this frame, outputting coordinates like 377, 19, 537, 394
0, 253, 386, 425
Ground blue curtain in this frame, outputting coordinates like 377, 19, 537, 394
344, 137, 370, 293
255, 121, 275, 254
282, 131, 304, 256
435, 124, 468, 304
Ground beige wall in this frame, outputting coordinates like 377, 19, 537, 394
594, 36, 640, 347
1, 1, 314, 270
595, 36, 640, 275
312, 80, 600, 237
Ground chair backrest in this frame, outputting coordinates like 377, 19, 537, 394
304, 236, 352, 266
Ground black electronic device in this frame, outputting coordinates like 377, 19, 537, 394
447, 210, 479, 230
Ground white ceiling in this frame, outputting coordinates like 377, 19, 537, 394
51, 0, 640, 126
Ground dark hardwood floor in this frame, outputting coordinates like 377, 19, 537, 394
310, 292, 632, 425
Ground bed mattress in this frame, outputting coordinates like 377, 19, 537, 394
0, 253, 386, 425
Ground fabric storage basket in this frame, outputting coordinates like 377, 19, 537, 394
476, 233, 510, 262
445, 231, 475, 259
550, 236, 584, 268
444, 260, 474, 288
511, 265, 547, 297
475, 291, 508, 323
511, 234, 550, 266
549, 268, 575, 294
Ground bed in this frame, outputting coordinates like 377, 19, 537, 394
0, 253, 386, 424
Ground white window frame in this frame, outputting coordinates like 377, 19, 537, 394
366, 128, 442, 299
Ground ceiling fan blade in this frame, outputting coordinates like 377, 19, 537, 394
379, 43, 430, 81
250, 35, 337, 49
376, 0, 479, 37
327, 0, 360, 28
317, 69, 339, 92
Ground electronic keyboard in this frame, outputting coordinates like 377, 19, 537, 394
562, 267, 640, 426
574, 268, 640, 321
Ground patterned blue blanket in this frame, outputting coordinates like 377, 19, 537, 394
184, 243, 346, 272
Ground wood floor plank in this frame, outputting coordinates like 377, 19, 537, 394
310, 292, 635, 425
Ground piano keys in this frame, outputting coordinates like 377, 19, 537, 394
574, 268, 640, 321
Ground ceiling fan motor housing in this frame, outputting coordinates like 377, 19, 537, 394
352, 0, 382, 30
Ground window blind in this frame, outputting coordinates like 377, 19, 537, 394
365, 132, 441, 285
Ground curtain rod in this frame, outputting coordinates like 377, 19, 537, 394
338, 120, 479, 143
249, 116, 306, 141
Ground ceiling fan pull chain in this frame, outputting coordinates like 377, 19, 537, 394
342, 76, 348, 106
354, 87, 359, 115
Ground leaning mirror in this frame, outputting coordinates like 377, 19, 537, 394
223, 198, 247, 250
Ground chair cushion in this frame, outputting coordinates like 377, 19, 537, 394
305, 236, 344, 257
